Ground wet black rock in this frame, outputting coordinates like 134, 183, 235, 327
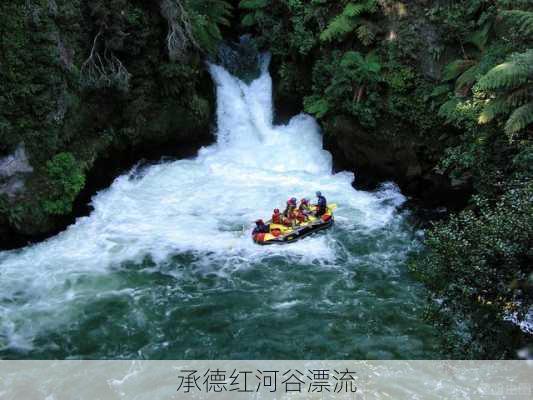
213, 36, 261, 83
323, 115, 471, 210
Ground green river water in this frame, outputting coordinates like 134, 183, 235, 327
0, 59, 440, 360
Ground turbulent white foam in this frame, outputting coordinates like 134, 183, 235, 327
0, 55, 406, 350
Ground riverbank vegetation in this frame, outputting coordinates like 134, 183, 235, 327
237, 0, 532, 358
1, 0, 531, 358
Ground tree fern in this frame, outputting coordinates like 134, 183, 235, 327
435, 1, 533, 148
320, 0, 378, 43
478, 98, 513, 124
320, 13, 359, 42
440, 18, 494, 94
476, 50, 533, 91
500, 10, 533, 36
340, 51, 381, 76
497, 0, 533, 10
189, 0, 232, 52
477, 50, 533, 136
442, 59, 482, 94
505, 103, 533, 135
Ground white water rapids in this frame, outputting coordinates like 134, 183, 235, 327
0, 56, 411, 354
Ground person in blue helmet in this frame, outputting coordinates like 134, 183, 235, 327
315, 191, 327, 216
252, 219, 269, 235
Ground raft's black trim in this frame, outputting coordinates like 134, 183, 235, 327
255, 218, 334, 245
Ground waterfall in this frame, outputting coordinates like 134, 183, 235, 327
0, 56, 413, 356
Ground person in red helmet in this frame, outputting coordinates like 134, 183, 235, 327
272, 208, 282, 224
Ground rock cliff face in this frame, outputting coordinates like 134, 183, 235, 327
322, 115, 470, 209
0, 145, 34, 199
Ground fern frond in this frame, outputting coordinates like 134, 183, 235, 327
320, 1, 378, 42
344, 0, 377, 17
439, 98, 460, 122
320, 15, 358, 42
455, 64, 480, 92
497, 0, 533, 10
505, 102, 533, 135
442, 60, 476, 81
478, 98, 513, 124
500, 10, 533, 37
506, 87, 531, 107
430, 84, 452, 98
344, 3, 367, 17
476, 50, 533, 91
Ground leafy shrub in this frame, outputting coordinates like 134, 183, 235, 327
304, 50, 382, 126
410, 181, 533, 357
0, 195, 25, 231
43, 152, 86, 215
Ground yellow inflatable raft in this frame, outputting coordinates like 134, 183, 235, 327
253, 204, 336, 245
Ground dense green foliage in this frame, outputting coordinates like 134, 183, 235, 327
407, 0, 533, 357
411, 180, 532, 357
406, 0, 532, 358
0, 0, 229, 234
304, 50, 382, 126
238, 0, 446, 137
319, 0, 378, 44
239, 0, 532, 357
43, 152, 86, 215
